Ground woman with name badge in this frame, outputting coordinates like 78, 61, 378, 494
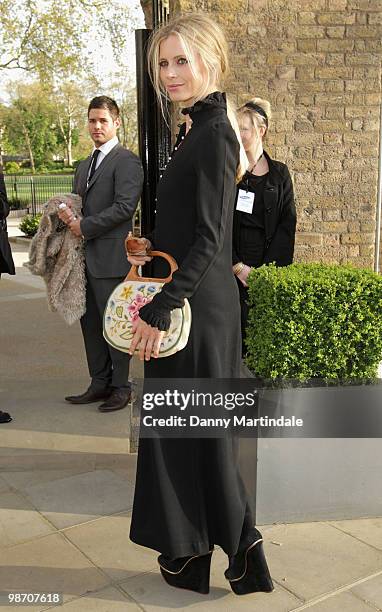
233, 98, 297, 355
126, 14, 274, 598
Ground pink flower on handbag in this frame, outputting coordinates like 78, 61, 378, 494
135, 293, 147, 305
128, 294, 151, 321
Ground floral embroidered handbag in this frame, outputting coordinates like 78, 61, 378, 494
103, 250, 191, 357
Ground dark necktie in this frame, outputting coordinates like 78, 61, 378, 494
87, 149, 101, 184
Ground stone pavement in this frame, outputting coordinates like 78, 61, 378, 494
0, 236, 381, 611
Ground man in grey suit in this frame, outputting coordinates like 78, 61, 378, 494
59, 96, 143, 412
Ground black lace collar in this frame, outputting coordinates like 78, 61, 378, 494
181, 91, 227, 119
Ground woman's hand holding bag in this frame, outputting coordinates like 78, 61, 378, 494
103, 237, 191, 360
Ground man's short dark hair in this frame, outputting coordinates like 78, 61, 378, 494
88, 96, 120, 119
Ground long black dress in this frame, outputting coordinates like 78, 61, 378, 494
129, 92, 253, 558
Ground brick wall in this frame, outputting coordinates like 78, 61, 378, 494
157, 0, 382, 269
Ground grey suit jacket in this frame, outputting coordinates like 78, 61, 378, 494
73, 143, 143, 279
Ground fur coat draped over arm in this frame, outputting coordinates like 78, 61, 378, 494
27, 194, 86, 325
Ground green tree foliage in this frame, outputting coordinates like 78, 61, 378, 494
3, 82, 58, 172
109, 72, 139, 154
0, 0, 137, 82
0, 1, 142, 165
51, 81, 87, 166
4, 161, 20, 173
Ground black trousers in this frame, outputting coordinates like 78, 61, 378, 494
80, 271, 131, 390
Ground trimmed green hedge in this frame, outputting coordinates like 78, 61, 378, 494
246, 263, 382, 381
19, 214, 42, 237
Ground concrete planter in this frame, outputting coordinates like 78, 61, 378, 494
256, 437, 382, 524
249, 381, 382, 524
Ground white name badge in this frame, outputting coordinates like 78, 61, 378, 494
236, 189, 255, 214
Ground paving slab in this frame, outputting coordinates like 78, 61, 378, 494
63, 514, 157, 582
109, 456, 137, 485
0, 263, 143, 383
0, 468, 95, 492
0, 533, 109, 605
0, 377, 142, 459
119, 553, 301, 612
22, 469, 133, 529
7, 218, 28, 239
262, 522, 382, 601
0, 297, 88, 383
330, 518, 382, 551
0, 476, 11, 494
0, 449, 98, 472
351, 573, 382, 610
0, 278, 43, 297
294, 590, 378, 611
0, 490, 55, 548
94, 452, 137, 471
42, 586, 141, 612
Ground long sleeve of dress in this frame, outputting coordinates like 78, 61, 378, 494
139, 122, 238, 331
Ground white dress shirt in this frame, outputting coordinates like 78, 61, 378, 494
87, 135, 119, 181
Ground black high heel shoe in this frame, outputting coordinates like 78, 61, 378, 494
225, 528, 274, 596
158, 549, 213, 594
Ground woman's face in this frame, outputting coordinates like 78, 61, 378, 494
159, 34, 205, 105
239, 113, 265, 152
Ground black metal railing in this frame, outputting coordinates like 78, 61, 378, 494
153, 0, 169, 26
4, 174, 75, 215
4, 173, 141, 231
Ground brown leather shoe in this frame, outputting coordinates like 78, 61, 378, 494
98, 388, 132, 412
65, 388, 112, 404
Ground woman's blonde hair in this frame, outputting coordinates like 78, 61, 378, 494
237, 97, 271, 164
147, 13, 247, 181
237, 97, 271, 133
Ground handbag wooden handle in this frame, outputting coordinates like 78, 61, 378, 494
126, 250, 178, 283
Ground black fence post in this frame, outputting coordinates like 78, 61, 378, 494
30, 176, 36, 216
135, 1, 171, 237
135, 29, 158, 237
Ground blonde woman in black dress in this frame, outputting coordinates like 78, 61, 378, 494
127, 14, 273, 597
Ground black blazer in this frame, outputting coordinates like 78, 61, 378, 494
73, 143, 143, 278
233, 150, 296, 267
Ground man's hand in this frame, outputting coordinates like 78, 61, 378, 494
128, 316, 164, 361
57, 205, 82, 238
57, 206, 74, 224
68, 218, 83, 237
